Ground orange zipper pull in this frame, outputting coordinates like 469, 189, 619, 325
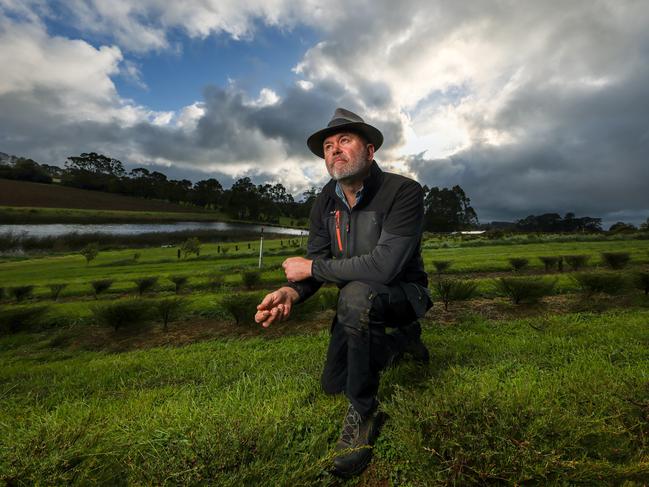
335, 210, 343, 252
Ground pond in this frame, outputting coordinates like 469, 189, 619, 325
0, 221, 306, 238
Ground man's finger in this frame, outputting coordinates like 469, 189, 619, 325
262, 311, 278, 328
281, 303, 290, 319
258, 293, 277, 310
255, 310, 270, 323
261, 306, 281, 328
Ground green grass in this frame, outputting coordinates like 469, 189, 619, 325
422, 239, 649, 273
2, 236, 649, 483
1, 309, 649, 484
0, 239, 299, 290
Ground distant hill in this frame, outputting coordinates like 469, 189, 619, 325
0, 178, 212, 213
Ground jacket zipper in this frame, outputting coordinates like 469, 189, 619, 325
346, 214, 351, 256
335, 210, 343, 252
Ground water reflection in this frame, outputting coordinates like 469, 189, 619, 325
0, 221, 304, 238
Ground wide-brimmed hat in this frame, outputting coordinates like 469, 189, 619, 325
306, 107, 383, 158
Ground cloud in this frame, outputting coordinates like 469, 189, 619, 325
1, 1, 648, 224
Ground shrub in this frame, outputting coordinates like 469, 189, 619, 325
80, 242, 99, 265
564, 254, 590, 271
221, 293, 264, 325
49, 283, 67, 301
319, 287, 339, 311
242, 270, 262, 289
207, 273, 225, 291
10, 285, 34, 303
634, 270, 649, 295
432, 260, 452, 273
169, 275, 189, 294
156, 297, 186, 331
539, 256, 560, 271
134, 277, 158, 296
0, 305, 49, 334
435, 278, 478, 311
180, 237, 201, 258
600, 251, 631, 270
221, 246, 230, 255
92, 299, 150, 331
572, 271, 629, 295
497, 276, 556, 304
91, 279, 113, 298
508, 258, 529, 271
0, 287, 4, 300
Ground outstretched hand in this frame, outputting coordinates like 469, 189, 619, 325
255, 286, 299, 328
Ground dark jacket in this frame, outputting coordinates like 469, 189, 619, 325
287, 161, 432, 318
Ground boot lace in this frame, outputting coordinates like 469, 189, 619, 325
341, 404, 362, 445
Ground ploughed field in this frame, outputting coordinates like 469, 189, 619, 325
2, 236, 649, 484
0, 179, 228, 223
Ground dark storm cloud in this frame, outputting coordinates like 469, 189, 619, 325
249, 81, 403, 159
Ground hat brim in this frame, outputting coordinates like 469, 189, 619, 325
307, 121, 383, 158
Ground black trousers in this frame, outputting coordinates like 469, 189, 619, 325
320, 281, 417, 417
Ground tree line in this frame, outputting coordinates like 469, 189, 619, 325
0, 153, 317, 222
5, 151, 645, 232
0, 152, 481, 230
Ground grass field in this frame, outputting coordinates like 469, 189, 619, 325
2, 236, 649, 484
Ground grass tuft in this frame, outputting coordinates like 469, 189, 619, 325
435, 278, 478, 310
497, 276, 556, 304
572, 271, 629, 295
601, 251, 631, 269
90, 279, 113, 298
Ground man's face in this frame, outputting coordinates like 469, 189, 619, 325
323, 132, 374, 181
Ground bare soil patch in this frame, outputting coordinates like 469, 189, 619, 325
60, 310, 336, 353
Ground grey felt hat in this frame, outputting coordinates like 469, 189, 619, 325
306, 107, 384, 158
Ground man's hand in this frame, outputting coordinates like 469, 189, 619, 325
283, 257, 313, 282
255, 286, 299, 328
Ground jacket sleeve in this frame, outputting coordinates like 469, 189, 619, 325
311, 180, 423, 285
284, 195, 331, 303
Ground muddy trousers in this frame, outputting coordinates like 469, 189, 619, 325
320, 281, 417, 417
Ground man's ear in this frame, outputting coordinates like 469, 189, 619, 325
366, 144, 375, 161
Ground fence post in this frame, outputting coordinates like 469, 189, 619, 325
258, 227, 264, 269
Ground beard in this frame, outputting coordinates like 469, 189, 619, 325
326, 150, 370, 181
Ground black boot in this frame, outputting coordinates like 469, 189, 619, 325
401, 321, 430, 363
331, 403, 385, 478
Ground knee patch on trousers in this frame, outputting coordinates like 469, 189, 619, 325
336, 281, 376, 334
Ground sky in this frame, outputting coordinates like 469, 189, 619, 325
0, 0, 648, 227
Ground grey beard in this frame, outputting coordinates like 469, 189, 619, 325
329, 155, 371, 181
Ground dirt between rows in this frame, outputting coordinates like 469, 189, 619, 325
0, 178, 209, 213
49, 293, 648, 353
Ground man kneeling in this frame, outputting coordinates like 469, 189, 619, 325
255, 108, 432, 478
